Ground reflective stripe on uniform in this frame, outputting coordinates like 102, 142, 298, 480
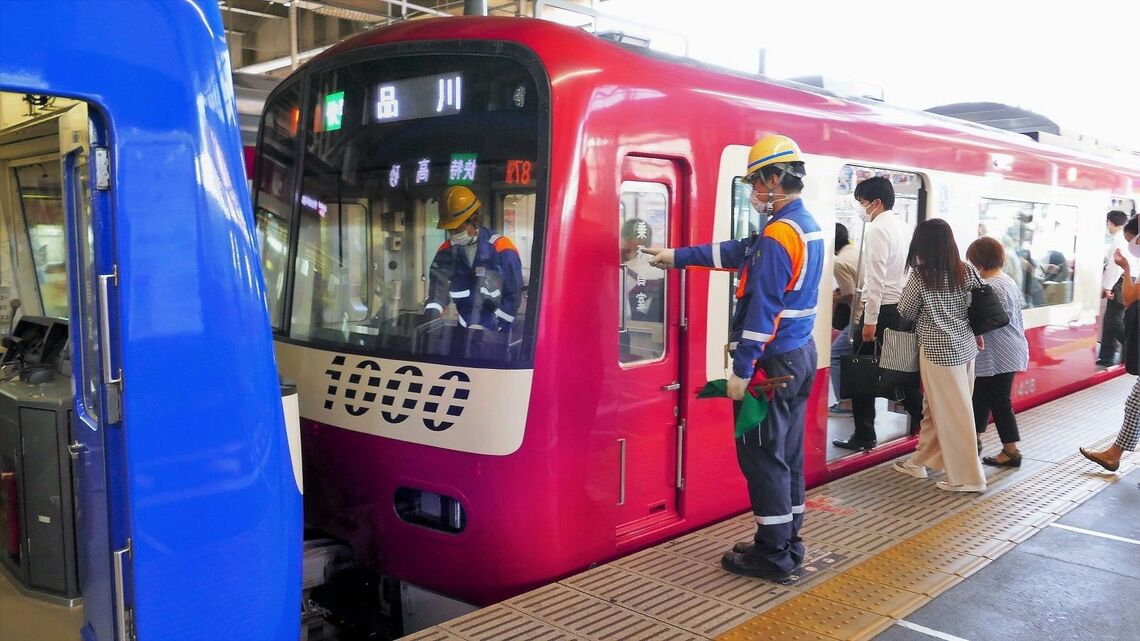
712, 241, 723, 269
741, 330, 773, 342
779, 306, 818, 319
791, 504, 805, 514
779, 218, 824, 291
494, 308, 515, 322
480, 287, 501, 298
450, 289, 471, 299
457, 315, 468, 327
424, 302, 443, 314
755, 513, 794, 525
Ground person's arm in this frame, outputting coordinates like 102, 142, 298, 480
424, 244, 450, 319
1115, 248, 1140, 306
494, 238, 524, 329
642, 239, 747, 270
896, 271, 922, 321
860, 226, 891, 340
1103, 236, 1124, 294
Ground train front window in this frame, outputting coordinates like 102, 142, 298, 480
13, 162, 67, 317
284, 54, 545, 367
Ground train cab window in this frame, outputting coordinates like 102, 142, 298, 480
978, 199, 1078, 308
253, 82, 301, 332
619, 183, 668, 364
12, 162, 67, 316
272, 53, 546, 368
728, 177, 762, 319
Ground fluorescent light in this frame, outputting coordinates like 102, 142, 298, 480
220, 5, 284, 19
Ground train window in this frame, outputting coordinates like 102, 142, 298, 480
12, 162, 67, 317
619, 183, 668, 364
978, 199, 1078, 308
728, 177, 761, 319
254, 82, 301, 332
277, 53, 546, 368
835, 165, 924, 250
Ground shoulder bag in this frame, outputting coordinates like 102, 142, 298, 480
967, 270, 1009, 336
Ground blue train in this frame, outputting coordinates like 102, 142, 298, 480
0, 2, 300, 640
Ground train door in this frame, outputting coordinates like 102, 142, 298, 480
614, 157, 684, 539
62, 106, 125, 641
827, 165, 926, 462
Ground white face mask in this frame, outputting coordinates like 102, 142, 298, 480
1129, 237, 1140, 259
750, 189, 770, 215
857, 202, 874, 223
450, 228, 476, 246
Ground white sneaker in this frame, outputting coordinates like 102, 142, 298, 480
936, 480, 986, 493
892, 461, 927, 479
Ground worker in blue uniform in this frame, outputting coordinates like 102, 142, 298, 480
643, 134, 824, 580
425, 185, 523, 332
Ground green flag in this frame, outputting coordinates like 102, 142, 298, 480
697, 379, 769, 438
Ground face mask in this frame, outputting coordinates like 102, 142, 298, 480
750, 189, 770, 215
450, 229, 475, 246
857, 203, 874, 223
1129, 238, 1140, 259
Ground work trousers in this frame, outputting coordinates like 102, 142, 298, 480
851, 305, 923, 440
910, 349, 986, 488
734, 339, 816, 574
972, 372, 1020, 444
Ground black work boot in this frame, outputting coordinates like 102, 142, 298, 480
720, 551, 797, 582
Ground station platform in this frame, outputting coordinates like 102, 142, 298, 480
2, 376, 1136, 641
405, 375, 1139, 641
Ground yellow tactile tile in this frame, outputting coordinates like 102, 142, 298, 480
843, 554, 962, 597
760, 593, 894, 641
716, 615, 835, 641
876, 540, 989, 577
806, 572, 930, 618
909, 527, 1017, 559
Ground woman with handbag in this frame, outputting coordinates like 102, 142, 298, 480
966, 237, 1030, 467
892, 219, 988, 492
1081, 215, 1140, 471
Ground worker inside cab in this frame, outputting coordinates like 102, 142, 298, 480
424, 185, 524, 335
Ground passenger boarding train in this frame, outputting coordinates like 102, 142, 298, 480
254, 14, 1139, 619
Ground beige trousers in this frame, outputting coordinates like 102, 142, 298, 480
908, 348, 987, 488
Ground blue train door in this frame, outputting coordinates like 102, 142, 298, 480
61, 107, 125, 641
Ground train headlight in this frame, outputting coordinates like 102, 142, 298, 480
394, 487, 466, 533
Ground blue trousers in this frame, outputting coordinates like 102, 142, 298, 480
830, 324, 852, 400
734, 339, 817, 574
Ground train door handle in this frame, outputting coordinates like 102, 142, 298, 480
661, 382, 680, 391
67, 441, 88, 460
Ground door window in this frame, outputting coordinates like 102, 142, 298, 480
619, 182, 668, 364
13, 163, 67, 317
978, 199, 1078, 308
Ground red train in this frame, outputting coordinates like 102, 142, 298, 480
252, 15, 1140, 621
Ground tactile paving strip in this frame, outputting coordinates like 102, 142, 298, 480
760, 593, 894, 640
406, 376, 1134, 640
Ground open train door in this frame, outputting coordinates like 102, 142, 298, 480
613, 156, 687, 541
2, 3, 301, 640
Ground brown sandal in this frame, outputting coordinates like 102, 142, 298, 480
1079, 447, 1120, 472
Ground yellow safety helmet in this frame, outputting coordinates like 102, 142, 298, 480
744, 134, 805, 182
438, 185, 482, 230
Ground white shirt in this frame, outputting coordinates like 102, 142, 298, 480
859, 210, 909, 325
1102, 230, 1138, 290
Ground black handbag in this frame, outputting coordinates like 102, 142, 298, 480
839, 340, 906, 400
832, 302, 851, 331
839, 341, 880, 399
967, 272, 1009, 336
1124, 301, 1138, 376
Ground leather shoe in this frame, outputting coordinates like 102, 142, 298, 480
982, 451, 1021, 468
732, 541, 754, 555
832, 437, 876, 451
1079, 447, 1119, 472
720, 552, 796, 582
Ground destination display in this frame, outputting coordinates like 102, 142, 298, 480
372, 72, 464, 123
